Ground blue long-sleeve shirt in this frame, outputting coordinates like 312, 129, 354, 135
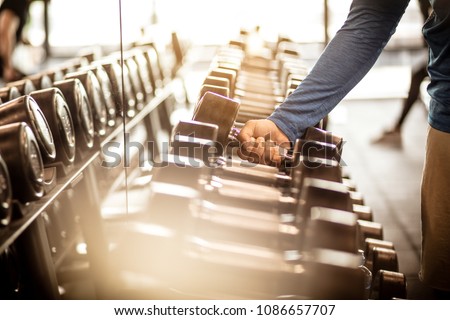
269, 0, 450, 141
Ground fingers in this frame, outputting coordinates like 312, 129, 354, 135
237, 120, 256, 144
238, 136, 284, 167
236, 119, 290, 166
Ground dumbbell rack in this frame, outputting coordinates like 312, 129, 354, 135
0, 33, 185, 299
108, 30, 408, 300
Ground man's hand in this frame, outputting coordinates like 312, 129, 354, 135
237, 119, 290, 167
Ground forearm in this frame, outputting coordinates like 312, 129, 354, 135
268, 0, 410, 142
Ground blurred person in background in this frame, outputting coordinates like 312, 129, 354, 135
372, 0, 432, 145
0, 0, 29, 82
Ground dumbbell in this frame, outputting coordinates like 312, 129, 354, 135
0, 86, 21, 103
151, 160, 353, 250
198, 84, 230, 100
122, 54, 146, 111
0, 153, 12, 226
97, 58, 137, 118
131, 49, 155, 100
25, 73, 53, 91
364, 238, 395, 270
203, 76, 230, 92
370, 269, 407, 299
192, 91, 240, 148
302, 248, 367, 299
53, 79, 95, 156
133, 43, 165, 92
208, 68, 237, 98
29, 88, 76, 169
94, 60, 124, 117
6, 79, 36, 96
41, 69, 65, 83
115, 188, 364, 299
170, 120, 342, 192
78, 65, 118, 127
0, 123, 44, 203
303, 206, 359, 253
65, 70, 108, 136
0, 95, 56, 163
59, 56, 90, 74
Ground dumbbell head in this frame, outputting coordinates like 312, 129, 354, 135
53, 79, 95, 154
42, 69, 65, 83
79, 65, 117, 127
0, 86, 21, 103
0, 153, 12, 226
0, 245, 21, 298
199, 84, 229, 99
304, 207, 359, 253
303, 248, 366, 299
290, 156, 342, 192
6, 79, 36, 96
364, 238, 394, 258
371, 247, 399, 275
370, 270, 407, 300
25, 73, 53, 90
30, 88, 76, 166
132, 50, 154, 99
151, 155, 205, 191
138, 44, 164, 90
203, 76, 230, 90
298, 178, 353, 223
353, 204, 373, 221
0, 123, 44, 203
65, 70, 108, 136
303, 127, 344, 161
96, 60, 124, 117
208, 68, 236, 97
192, 91, 240, 148
125, 55, 145, 109
0, 95, 56, 163
111, 58, 137, 117
172, 120, 219, 141
358, 220, 383, 244
170, 121, 221, 165
293, 138, 341, 163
